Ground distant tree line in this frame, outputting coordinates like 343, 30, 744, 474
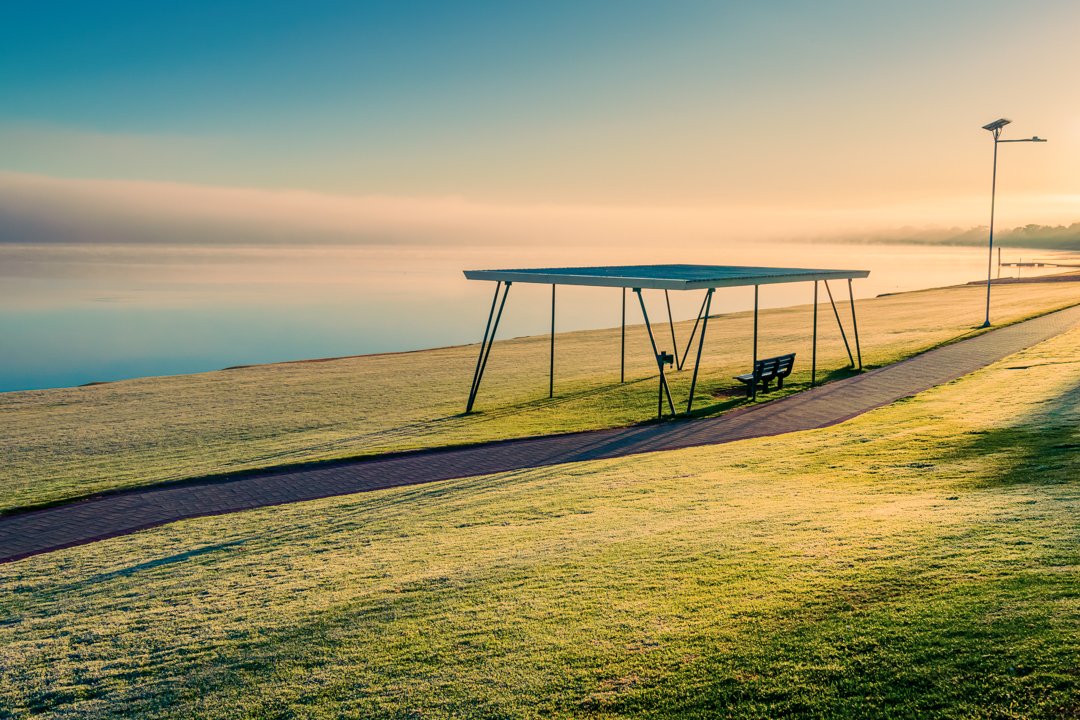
834, 222, 1080, 251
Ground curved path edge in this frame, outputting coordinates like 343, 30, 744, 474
4, 304, 1080, 564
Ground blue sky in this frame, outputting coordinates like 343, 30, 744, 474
1, 0, 1077, 215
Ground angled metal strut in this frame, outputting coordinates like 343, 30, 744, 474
466, 281, 512, 413
823, 280, 854, 367
685, 288, 714, 414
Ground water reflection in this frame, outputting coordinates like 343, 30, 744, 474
0, 241, 1065, 392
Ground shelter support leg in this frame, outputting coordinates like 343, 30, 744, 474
685, 289, 714, 414
678, 290, 711, 371
811, 281, 819, 387
549, 284, 555, 398
620, 288, 626, 383
664, 289, 680, 370
634, 288, 675, 416
752, 285, 759, 400
848, 278, 862, 370
466, 281, 512, 413
824, 280, 854, 367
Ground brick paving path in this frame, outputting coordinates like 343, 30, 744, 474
3, 304, 1080, 564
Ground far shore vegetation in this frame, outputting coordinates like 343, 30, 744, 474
826, 222, 1080, 253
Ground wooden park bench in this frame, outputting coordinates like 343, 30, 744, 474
734, 353, 796, 398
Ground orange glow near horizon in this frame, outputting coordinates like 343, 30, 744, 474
1, 172, 1078, 253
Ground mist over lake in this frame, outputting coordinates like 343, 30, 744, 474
0, 239, 1063, 392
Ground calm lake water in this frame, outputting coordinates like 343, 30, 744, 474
0, 241, 1063, 392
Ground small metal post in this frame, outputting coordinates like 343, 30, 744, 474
664, 289, 680, 370
656, 351, 674, 418
549, 284, 555, 398
848, 278, 862, 369
635, 289, 675, 415
466, 281, 512, 413
686, 289, 714, 414
824, 280, 854, 367
811, 281, 819, 387
620, 288, 626, 383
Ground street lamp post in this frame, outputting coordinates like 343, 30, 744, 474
980, 118, 1046, 328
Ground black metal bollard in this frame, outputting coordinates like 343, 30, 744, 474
657, 351, 674, 420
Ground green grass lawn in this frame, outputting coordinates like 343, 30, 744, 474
2, 279, 1080, 515
1, 323, 1077, 718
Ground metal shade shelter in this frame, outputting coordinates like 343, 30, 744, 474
463, 264, 870, 415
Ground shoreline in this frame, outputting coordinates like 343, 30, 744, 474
40, 269, 1071, 393
2, 269, 1078, 398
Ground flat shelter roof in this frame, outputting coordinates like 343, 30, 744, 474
464, 264, 870, 291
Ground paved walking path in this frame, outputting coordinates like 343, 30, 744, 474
4, 304, 1080, 564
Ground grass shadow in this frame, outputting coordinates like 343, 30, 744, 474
941, 376, 1080, 488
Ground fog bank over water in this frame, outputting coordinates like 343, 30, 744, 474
4, 172, 1079, 251
1, 238, 1069, 393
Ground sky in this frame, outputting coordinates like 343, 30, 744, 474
1, 0, 1079, 244
3, 0, 1079, 391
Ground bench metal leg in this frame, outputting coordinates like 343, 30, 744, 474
848, 278, 863, 370
685, 288, 714, 414
466, 281, 512, 413
824, 280, 854, 368
635, 288, 675, 416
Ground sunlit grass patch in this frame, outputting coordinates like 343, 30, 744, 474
1, 325, 1077, 718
